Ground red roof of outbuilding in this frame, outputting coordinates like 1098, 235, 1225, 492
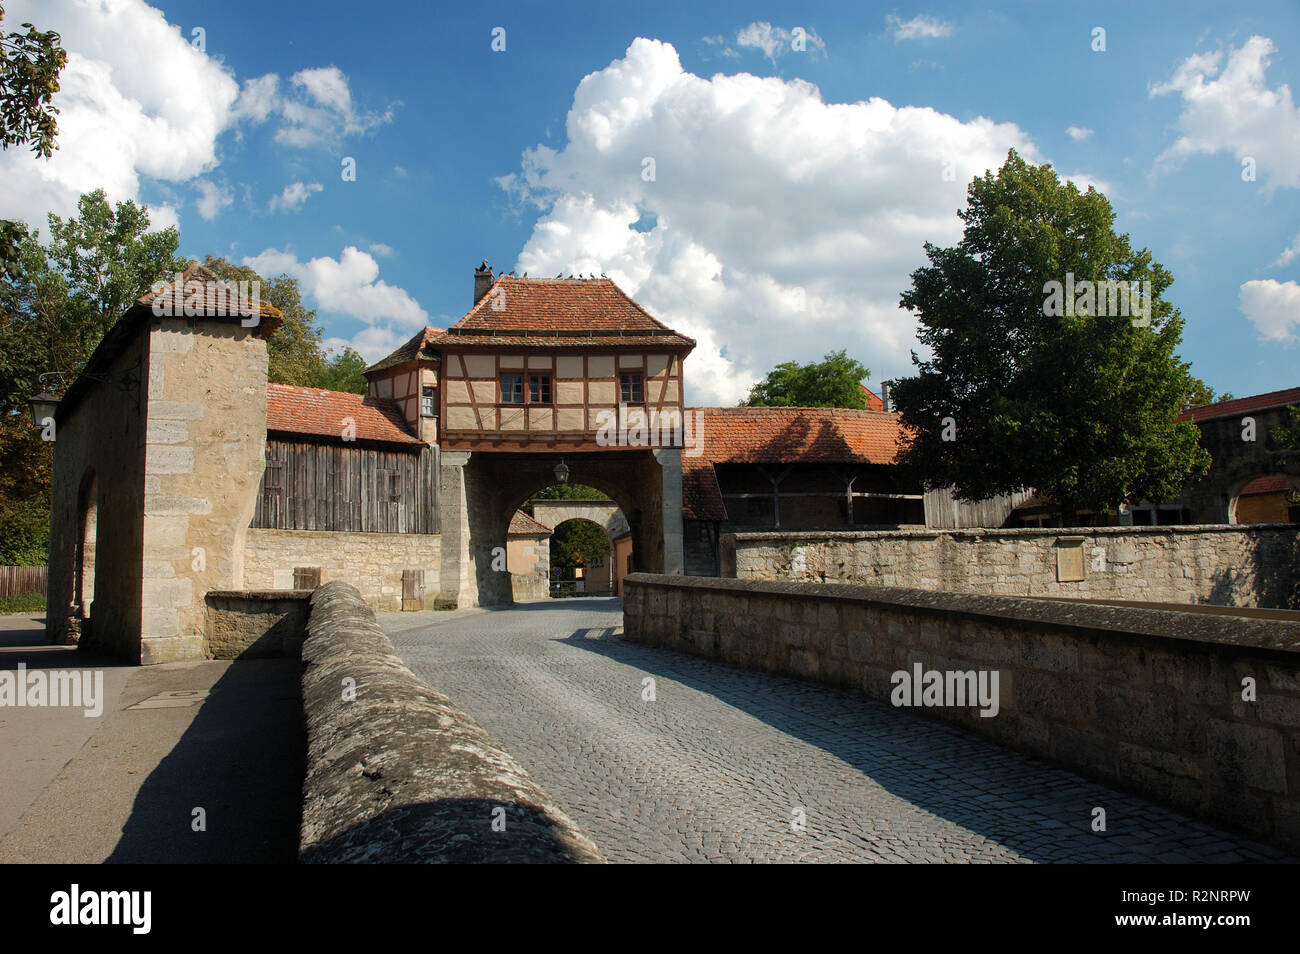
1239, 474, 1297, 496
509, 510, 553, 535
1180, 387, 1300, 423
266, 384, 422, 445
692, 406, 907, 465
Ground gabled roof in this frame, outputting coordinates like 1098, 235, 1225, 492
364, 326, 445, 374
508, 510, 553, 535
682, 455, 728, 521
266, 384, 423, 446
692, 406, 907, 466
136, 262, 283, 335
428, 275, 695, 349
859, 384, 885, 412
1239, 474, 1297, 496
1180, 387, 1300, 423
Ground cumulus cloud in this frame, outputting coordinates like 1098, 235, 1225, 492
1066, 125, 1094, 141
237, 64, 393, 147
498, 38, 1054, 405
887, 15, 954, 41
1150, 35, 1300, 192
194, 179, 233, 221
368, 242, 394, 257
1239, 279, 1300, 343
0, 0, 238, 230
268, 181, 324, 213
735, 22, 826, 62
241, 246, 427, 361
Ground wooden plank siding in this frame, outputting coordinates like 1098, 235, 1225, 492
252, 438, 438, 533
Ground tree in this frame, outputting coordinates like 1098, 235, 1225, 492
550, 519, 610, 570
742, 349, 871, 408
1183, 378, 1233, 410
0, 3, 67, 278
891, 149, 1210, 519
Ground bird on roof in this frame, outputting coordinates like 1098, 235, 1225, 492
555, 272, 562, 278
523, 272, 528, 277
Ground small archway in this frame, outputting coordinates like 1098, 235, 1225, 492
1227, 473, 1300, 525
548, 516, 616, 597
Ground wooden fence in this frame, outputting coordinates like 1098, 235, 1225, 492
0, 566, 47, 598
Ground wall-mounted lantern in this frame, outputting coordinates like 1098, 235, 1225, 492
27, 387, 59, 428
554, 457, 570, 483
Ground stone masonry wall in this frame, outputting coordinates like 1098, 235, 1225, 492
243, 528, 440, 613
724, 525, 1300, 610
624, 574, 1300, 852
300, 582, 603, 863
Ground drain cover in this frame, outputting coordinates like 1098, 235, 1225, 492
127, 689, 210, 709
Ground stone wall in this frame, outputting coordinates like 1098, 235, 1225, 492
724, 525, 1300, 610
242, 528, 440, 613
299, 582, 604, 863
623, 574, 1300, 851
204, 590, 311, 658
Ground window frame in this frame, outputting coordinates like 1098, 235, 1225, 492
528, 373, 553, 405
620, 372, 644, 404
499, 373, 525, 404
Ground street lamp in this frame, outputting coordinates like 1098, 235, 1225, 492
27, 388, 59, 428
554, 457, 570, 483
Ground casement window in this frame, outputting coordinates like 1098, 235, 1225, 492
620, 372, 644, 403
421, 386, 435, 416
529, 374, 552, 404
500, 373, 524, 403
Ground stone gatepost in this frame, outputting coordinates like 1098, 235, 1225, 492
437, 451, 475, 608
654, 447, 685, 575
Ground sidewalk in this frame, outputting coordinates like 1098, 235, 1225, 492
0, 615, 304, 863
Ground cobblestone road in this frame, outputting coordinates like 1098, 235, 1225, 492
383, 599, 1291, 864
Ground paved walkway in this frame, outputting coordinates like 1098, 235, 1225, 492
0, 615, 302, 863
383, 599, 1293, 864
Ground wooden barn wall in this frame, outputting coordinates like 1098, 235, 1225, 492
251, 438, 438, 533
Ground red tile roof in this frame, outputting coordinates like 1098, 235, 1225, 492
137, 263, 282, 336
1180, 387, 1300, 423
1239, 474, 1297, 496
266, 384, 422, 445
859, 384, 885, 412
428, 275, 695, 349
691, 406, 907, 465
679, 406, 912, 521
509, 510, 553, 535
365, 326, 445, 374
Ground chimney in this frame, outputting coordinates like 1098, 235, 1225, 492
474, 259, 494, 305
880, 381, 891, 412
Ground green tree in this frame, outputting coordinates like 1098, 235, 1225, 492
742, 349, 871, 408
1183, 378, 1233, 409
891, 149, 1210, 520
313, 346, 368, 394
0, 2, 67, 278
550, 519, 610, 570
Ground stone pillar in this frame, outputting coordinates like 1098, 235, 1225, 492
437, 451, 475, 608
654, 447, 684, 575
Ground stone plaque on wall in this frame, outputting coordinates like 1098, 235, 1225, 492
1055, 536, 1085, 582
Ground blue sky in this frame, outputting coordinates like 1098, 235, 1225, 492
2, 0, 1298, 405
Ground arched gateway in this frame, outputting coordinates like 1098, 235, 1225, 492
364, 263, 695, 607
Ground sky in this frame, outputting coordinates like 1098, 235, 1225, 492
1, 0, 1297, 406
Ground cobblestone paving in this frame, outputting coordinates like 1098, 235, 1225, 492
382, 599, 1293, 864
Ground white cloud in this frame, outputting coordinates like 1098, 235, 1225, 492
194, 179, 233, 221
233, 74, 280, 123
368, 242, 394, 257
1150, 35, 1300, 192
1273, 233, 1300, 267
0, 0, 238, 230
1067, 125, 1094, 141
887, 15, 954, 41
268, 181, 323, 213
735, 22, 826, 63
242, 246, 428, 360
1239, 279, 1300, 343
267, 65, 393, 147
499, 38, 1054, 405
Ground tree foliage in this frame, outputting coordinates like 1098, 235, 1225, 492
742, 349, 871, 408
891, 149, 1210, 517
550, 518, 610, 570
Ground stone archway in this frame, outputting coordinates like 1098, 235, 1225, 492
547, 516, 617, 596
1186, 405, 1300, 522
1226, 472, 1300, 525
438, 447, 681, 607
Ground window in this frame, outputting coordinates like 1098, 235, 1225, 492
500, 373, 524, 403
529, 374, 552, 404
421, 386, 435, 416
620, 372, 643, 403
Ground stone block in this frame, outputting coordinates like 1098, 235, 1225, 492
1206, 720, 1287, 793
140, 634, 205, 665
